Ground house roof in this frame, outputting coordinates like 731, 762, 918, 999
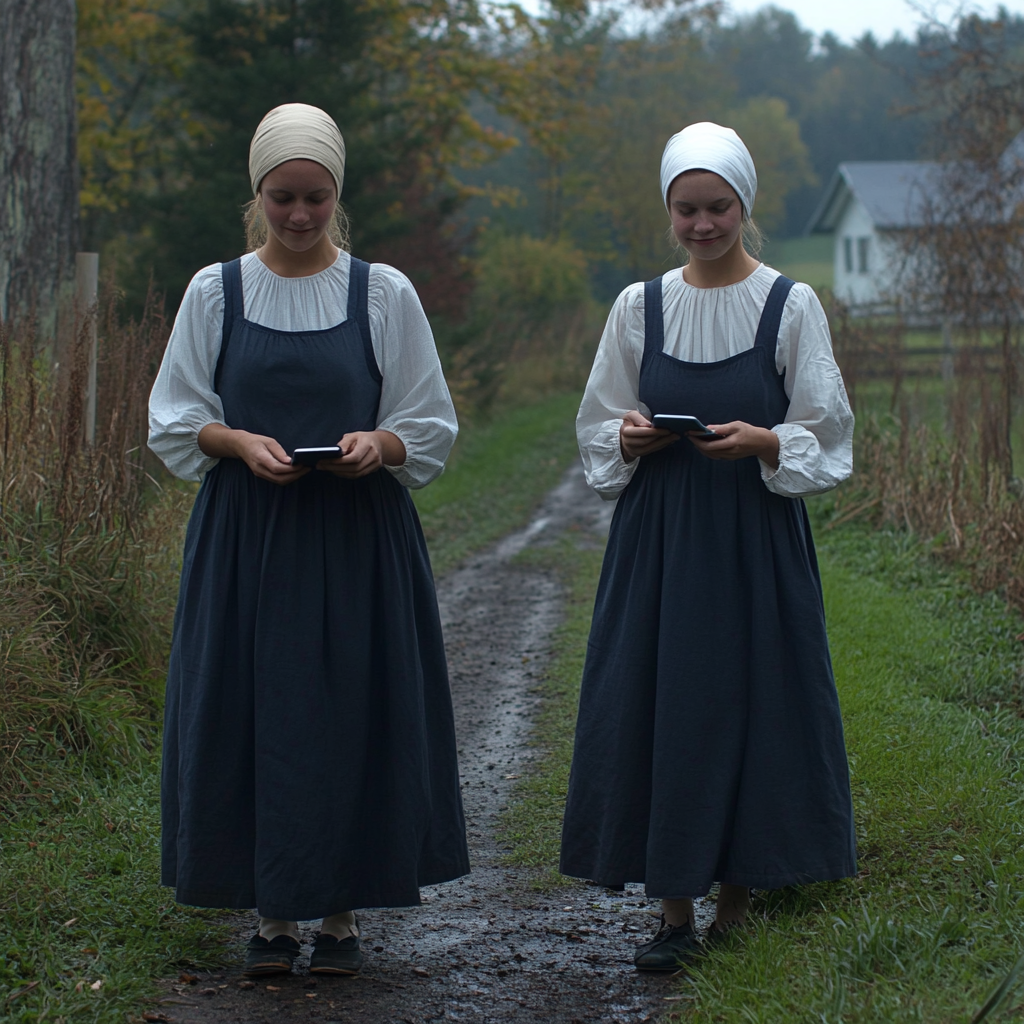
806, 161, 943, 234
806, 130, 1024, 236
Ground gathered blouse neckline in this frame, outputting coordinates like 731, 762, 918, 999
250, 248, 344, 282
674, 262, 767, 295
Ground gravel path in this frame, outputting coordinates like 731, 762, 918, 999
152, 464, 710, 1024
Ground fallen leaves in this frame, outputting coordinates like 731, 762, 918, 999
237, 980, 255, 990
412, 966, 430, 977
142, 1013, 172, 1022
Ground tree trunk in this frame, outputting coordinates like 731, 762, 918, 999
0, 0, 78, 332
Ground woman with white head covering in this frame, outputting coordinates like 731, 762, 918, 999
560, 122, 856, 968
149, 103, 468, 977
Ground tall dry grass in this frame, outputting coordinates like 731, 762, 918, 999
0, 287, 187, 801
825, 302, 1024, 619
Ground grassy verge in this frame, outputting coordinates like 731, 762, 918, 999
499, 541, 605, 887
500, 504, 1024, 1022
412, 391, 582, 575
0, 393, 583, 1024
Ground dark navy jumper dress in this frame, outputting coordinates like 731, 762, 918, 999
559, 274, 856, 898
161, 257, 470, 921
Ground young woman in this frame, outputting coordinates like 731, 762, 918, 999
559, 122, 857, 970
148, 103, 469, 977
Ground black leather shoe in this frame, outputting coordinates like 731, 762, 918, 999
705, 920, 744, 947
242, 933, 301, 976
309, 930, 363, 975
633, 916, 702, 971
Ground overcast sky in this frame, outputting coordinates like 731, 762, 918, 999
720, 0, 1024, 43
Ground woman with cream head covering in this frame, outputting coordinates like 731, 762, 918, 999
149, 103, 468, 977
561, 122, 856, 968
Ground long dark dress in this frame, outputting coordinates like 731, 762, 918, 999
559, 275, 856, 898
161, 257, 470, 921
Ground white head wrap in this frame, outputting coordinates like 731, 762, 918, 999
248, 103, 346, 196
660, 122, 757, 217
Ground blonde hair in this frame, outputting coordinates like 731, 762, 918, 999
243, 195, 351, 252
741, 216, 764, 256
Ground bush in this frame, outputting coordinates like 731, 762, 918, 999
439, 231, 603, 415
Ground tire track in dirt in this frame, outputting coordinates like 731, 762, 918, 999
153, 463, 710, 1024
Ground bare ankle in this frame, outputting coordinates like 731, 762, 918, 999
661, 897, 695, 928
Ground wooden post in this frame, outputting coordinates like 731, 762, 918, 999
76, 252, 99, 445
941, 316, 954, 383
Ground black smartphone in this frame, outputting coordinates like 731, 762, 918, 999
291, 446, 343, 467
652, 414, 723, 439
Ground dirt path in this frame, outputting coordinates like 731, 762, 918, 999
152, 464, 710, 1024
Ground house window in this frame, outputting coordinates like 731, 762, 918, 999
843, 237, 853, 274
857, 236, 870, 274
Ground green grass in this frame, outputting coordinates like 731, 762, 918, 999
0, 393, 585, 1024
499, 541, 605, 886
761, 235, 833, 291
412, 391, 583, 574
0, 765, 225, 1024
500, 502, 1024, 1022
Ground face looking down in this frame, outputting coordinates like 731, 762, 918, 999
667, 170, 745, 264
259, 159, 337, 254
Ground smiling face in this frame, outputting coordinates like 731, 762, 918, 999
258, 159, 337, 253
667, 170, 745, 264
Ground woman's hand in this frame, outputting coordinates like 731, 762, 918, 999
318, 430, 406, 479
690, 421, 780, 469
619, 411, 679, 463
198, 424, 309, 485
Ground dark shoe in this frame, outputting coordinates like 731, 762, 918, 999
633, 916, 702, 971
705, 920, 744, 947
242, 933, 301, 976
309, 930, 363, 975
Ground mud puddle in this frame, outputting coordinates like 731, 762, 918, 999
152, 464, 710, 1024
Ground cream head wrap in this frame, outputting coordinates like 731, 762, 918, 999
248, 103, 347, 196
660, 122, 757, 217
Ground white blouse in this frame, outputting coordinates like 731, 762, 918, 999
148, 250, 457, 489
578, 263, 854, 499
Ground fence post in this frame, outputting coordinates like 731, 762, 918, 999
941, 316, 954, 383
76, 252, 99, 445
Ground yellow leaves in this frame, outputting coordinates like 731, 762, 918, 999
76, 0, 201, 215
725, 96, 816, 234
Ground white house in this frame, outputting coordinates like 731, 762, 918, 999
805, 160, 941, 311
807, 132, 1024, 313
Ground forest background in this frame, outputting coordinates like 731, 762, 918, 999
75, 0, 965, 410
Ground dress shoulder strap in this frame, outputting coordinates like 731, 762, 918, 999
214, 258, 243, 394
753, 274, 796, 366
347, 256, 382, 385
643, 276, 664, 361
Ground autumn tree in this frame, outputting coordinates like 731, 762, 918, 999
76, 0, 202, 252
122, 0, 513, 315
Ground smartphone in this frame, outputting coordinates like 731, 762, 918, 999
291, 446, 343, 467
652, 414, 723, 440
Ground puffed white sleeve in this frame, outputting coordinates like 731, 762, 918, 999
763, 283, 854, 498
576, 283, 647, 500
368, 264, 458, 489
148, 265, 226, 482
